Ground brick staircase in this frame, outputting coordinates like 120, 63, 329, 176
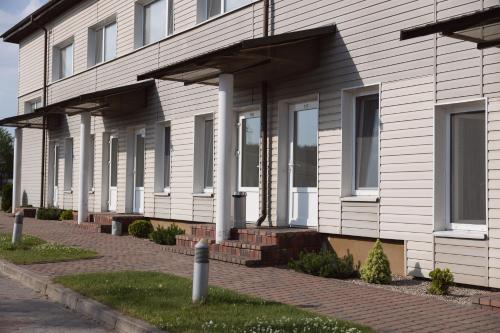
174, 224, 324, 266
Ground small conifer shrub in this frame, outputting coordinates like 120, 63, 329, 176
428, 268, 454, 295
360, 239, 392, 284
128, 220, 153, 238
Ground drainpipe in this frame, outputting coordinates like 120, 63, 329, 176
32, 16, 48, 207
256, 0, 269, 226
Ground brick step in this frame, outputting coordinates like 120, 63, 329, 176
175, 234, 287, 265
168, 245, 261, 267
191, 224, 216, 239
231, 228, 323, 248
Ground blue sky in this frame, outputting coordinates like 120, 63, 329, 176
0, 0, 47, 131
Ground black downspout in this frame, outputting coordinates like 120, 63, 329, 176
256, 0, 269, 226
33, 16, 48, 207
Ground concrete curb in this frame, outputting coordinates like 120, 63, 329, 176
0, 259, 166, 333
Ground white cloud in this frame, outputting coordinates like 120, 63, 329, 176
22, 0, 46, 17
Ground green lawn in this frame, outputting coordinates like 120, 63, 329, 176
55, 271, 374, 333
0, 233, 99, 264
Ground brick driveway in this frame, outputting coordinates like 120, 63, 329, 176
1, 213, 500, 333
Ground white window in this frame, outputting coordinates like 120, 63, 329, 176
135, 0, 173, 48
340, 85, 380, 199
434, 100, 487, 233
88, 20, 117, 67
353, 94, 379, 195
193, 114, 214, 193
64, 138, 73, 192
53, 41, 74, 80
197, 0, 253, 22
89, 134, 95, 192
155, 123, 171, 193
25, 99, 42, 114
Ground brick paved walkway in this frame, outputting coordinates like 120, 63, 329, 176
2, 214, 500, 333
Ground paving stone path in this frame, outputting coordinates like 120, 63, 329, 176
1, 213, 500, 333
0, 273, 110, 333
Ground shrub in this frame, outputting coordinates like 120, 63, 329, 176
59, 210, 74, 221
1, 183, 12, 212
36, 207, 61, 220
149, 224, 185, 245
360, 239, 392, 284
428, 268, 454, 295
288, 249, 358, 279
128, 220, 153, 238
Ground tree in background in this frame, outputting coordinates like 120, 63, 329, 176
0, 128, 13, 189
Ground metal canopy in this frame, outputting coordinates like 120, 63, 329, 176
137, 25, 336, 88
400, 6, 500, 49
0, 80, 154, 129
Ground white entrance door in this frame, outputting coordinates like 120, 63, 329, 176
53, 145, 59, 207
108, 136, 118, 212
133, 129, 145, 214
288, 102, 318, 228
237, 112, 260, 223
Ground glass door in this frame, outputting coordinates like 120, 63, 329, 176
53, 145, 59, 207
237, 111, 260, 223
108, 136, 118, 212
133, 129, 145, 214
288, 102, 318, 227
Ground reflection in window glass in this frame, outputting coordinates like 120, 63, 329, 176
355, 94, 379, 191
207, 0, 222, 18
451, 111, 485, 225
241, 117, 260, 187
225, 0, 252, 11
293, 109, 318, 188
204, 119, 214, 189
95, 28, 103, 64
104, 22, 117, 61
59, 44, 73, 79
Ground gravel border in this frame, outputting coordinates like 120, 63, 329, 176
346, 275, 492, 305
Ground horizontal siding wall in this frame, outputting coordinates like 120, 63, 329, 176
341, 202, 379, 238
489, 99, 500, 288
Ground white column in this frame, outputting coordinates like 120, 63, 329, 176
78, 113, 90, 224
215, 74, 234, 243
12, 128, 22, 213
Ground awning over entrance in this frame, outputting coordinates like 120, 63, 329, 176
0, 80, 154, 129
400, 6, 500, 49
137, 25, 336, 88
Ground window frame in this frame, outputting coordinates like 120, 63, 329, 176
52, 38, 74, 81
445, 108, 487, 232
351, 90, 380, 197
25, 98, 42, 114
89, 20, 117, 67
135, 0, 174, 48
193, 113, 214, 194
197, 0, 256, 23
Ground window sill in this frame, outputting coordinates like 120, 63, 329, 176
154, 192, 171, 197
341, 196, 379, 203
434, 230, 487, 240
193, 192, 214, 198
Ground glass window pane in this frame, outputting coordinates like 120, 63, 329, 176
144, 0, 166, 45
293, 109, 318, 188
204, 119, 214, 188
95, 28, 103, 64
355, 94, 379, 190
164, 126, 171, 189
207, 0, 221, 18
104, 23, 117, 61
89, 135, 95, 191
135, 134, 145, 187
241, 117, 260, 187
64, 138, 73, 191
225, 0, 251, 11
110, 138, 118, 187
61, 44, 73, 78
451, 112, 485, 225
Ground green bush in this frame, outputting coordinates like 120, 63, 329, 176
360, 239, 392, 284
149, 224, 185, 245
428, 268, 454, 295
59, 210, 74, 221
128, 220, 153, 238
36, 207, 61, 220
288, 249, 358, 279
1, 183, 12, 212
